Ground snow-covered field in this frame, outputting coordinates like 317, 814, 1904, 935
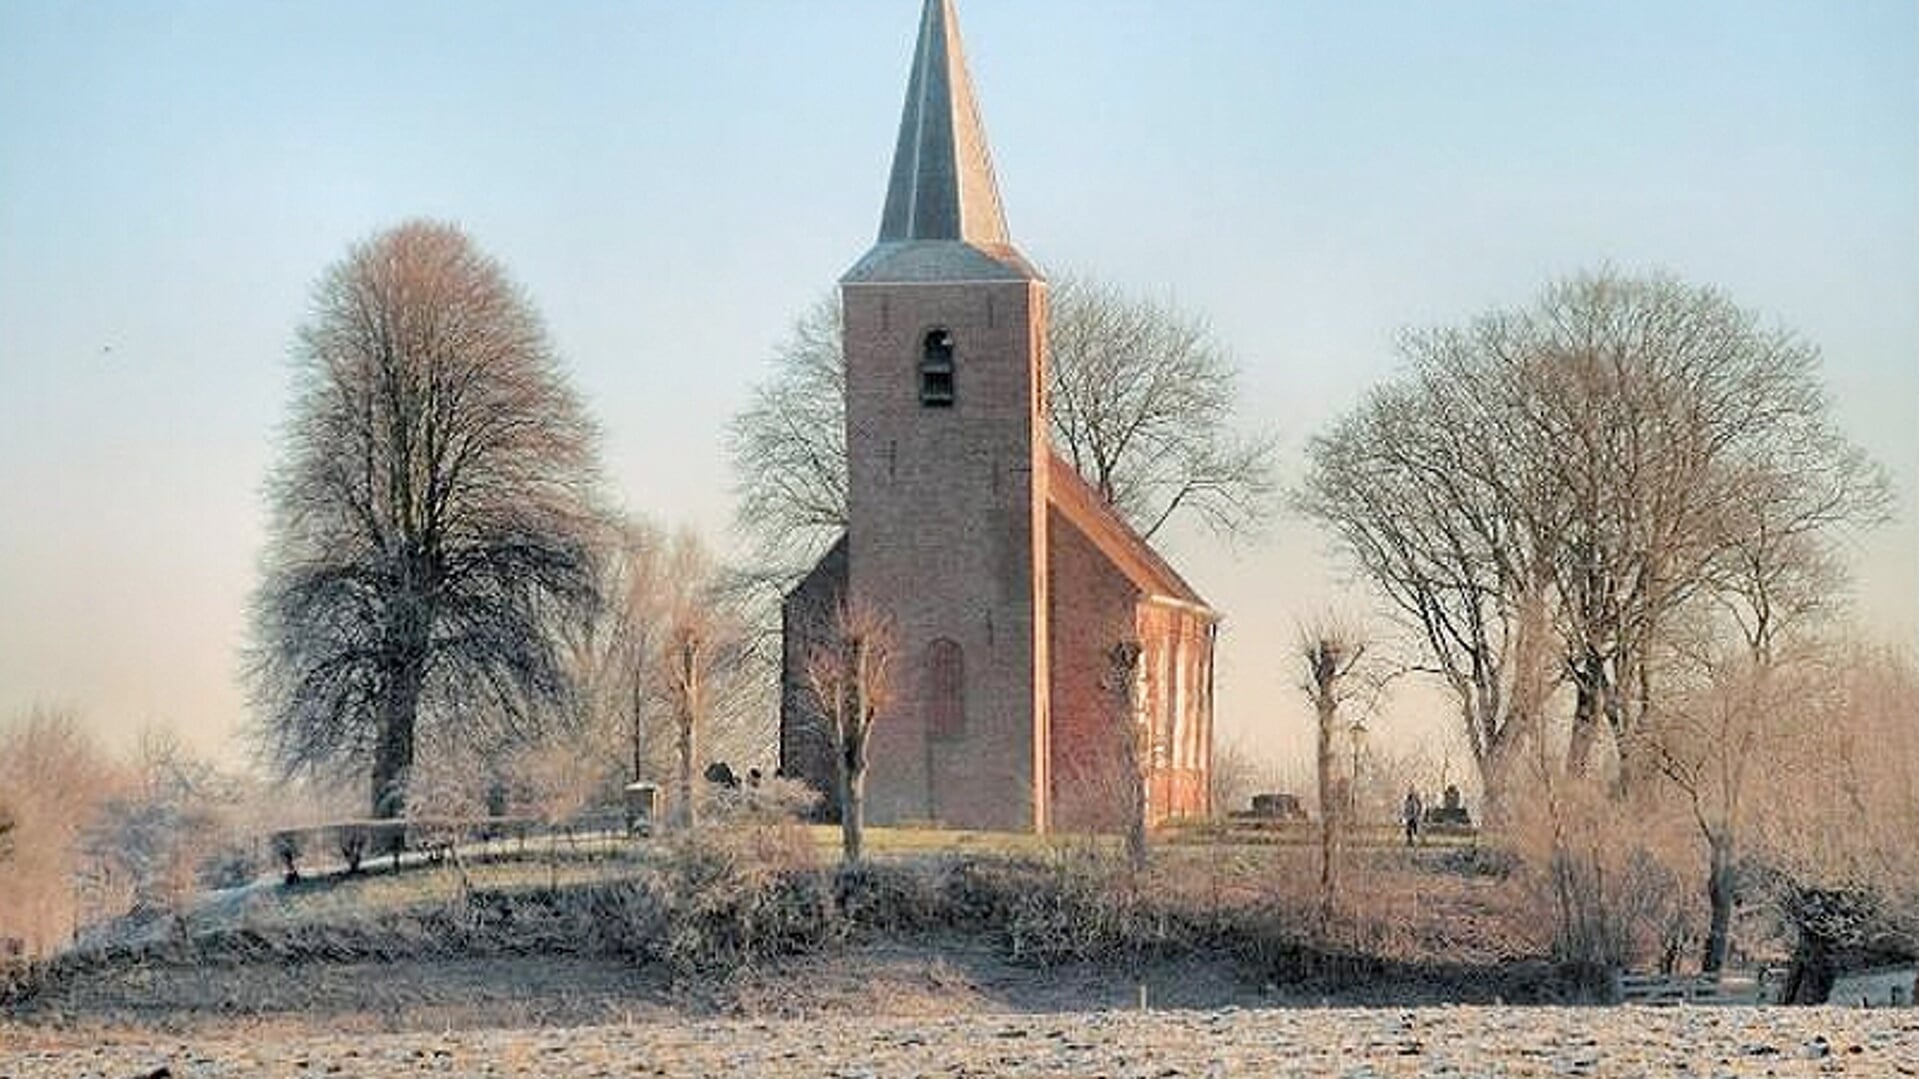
4, 1006, 1915, 1078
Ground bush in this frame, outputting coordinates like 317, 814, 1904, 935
196, 842, 260, 891
271, 830, 303, 884
336, 825, 369, 874
834, 860, 940, 931
647, 831, 841, 975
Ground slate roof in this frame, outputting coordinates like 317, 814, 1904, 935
1046, 453, 1215, 614
844, 0, 1037, 285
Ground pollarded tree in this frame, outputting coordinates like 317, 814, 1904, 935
1298, 617, 1372, 917
1103, 640, 1149, 876
728, 276, 1277, 578
249, 220, 604, 819
802, 597, 895, 864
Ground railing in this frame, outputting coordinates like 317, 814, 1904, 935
1616, 969, 1771, 1006
267, 810, 640, 880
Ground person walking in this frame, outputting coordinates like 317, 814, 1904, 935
1403, 787, 1423, 848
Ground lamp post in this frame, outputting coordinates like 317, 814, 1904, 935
1348, 718, 1369, 823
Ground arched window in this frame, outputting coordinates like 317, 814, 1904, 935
925, 638, 964, 738
919, 329, 955, 407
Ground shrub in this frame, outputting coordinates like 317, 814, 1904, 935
336, 825, 369, 874
271, 830, 302, 884
196, 842, 260, 891
834, 860, 939, 931
649, 831, 841, 975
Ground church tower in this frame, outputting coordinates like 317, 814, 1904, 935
840, 0, 1051, 831
781, 0, 1216, 835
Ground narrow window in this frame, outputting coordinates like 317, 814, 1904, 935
920, 329, 955, 407
925, 638, 965, 738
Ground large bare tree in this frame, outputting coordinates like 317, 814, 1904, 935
248, 221, 604, 819
1048, 275, 1278, 540
1299, 361, 1559, 810
728, 276, 1276, 578
1302, 269, 1887, 793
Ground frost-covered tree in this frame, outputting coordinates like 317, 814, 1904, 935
248, 221, 604, 818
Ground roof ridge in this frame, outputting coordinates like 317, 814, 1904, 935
1046, 453, 1213, 611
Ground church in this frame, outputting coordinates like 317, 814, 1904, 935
778, 0, 1217, 834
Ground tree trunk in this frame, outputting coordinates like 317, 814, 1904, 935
1567, 691, 1597, 777
1702, 833, 1736, 973
841, 764, 865, 864
1783, 931, 1835, 1005
676, 708, 696, 830
675, 641, 701, 830
630, 682, 645, 785
1566, 651, 1605, 776
1108, 642, 1148, 876
370, 660, 423, 820
1126, 759, 1149, 876
1316, 696, 1339, 917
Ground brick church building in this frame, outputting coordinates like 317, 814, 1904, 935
779, 0, 1217, 833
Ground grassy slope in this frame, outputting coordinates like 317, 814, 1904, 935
3, 824, 1565, 1035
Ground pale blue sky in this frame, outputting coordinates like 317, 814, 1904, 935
2, 1, 1914, 770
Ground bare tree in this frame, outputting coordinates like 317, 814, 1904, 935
1102, 640, 1150, 875
802, 598, 895, 864
728, 276, 1276, 579
82, 725, 241, 918
248, 220, 604, 819
1302, 268, 1888, 794
0, 708, 118, 956
1048, 275, 1278, 540
726, 297, 849, 576
1647, 652, 1812, 971
1208, 735, 1266, 819
1299, 364, 1559, 811
557, 520, 768, 825
1299, 617, 1370, 917
652, 532, 758, 829
1751, 643, 1919, 1000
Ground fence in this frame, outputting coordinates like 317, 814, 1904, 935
267, 810, 637, 881
1615, 969, 1771, 1006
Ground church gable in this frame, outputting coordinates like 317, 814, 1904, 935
1044, 453, 1211, 612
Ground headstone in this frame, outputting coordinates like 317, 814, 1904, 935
1248, 792, 1307, 820
1424, 785, 1473, 829
623, 782, 659, 834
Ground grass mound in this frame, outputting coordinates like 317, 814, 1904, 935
5, 825, 1602, 1014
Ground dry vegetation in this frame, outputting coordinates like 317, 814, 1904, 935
4, 816, 1585, 1033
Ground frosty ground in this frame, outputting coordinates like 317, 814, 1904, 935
5, 1004, 1918, 1078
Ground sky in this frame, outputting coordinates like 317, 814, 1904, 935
1, 1, 1914, 777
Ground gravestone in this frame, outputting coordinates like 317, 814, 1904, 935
1423, 784, 1473, 830
1247, 792, 1307, 821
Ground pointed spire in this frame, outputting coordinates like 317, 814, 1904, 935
878, 0, 1010, 246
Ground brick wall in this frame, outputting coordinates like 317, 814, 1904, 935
841, 275, 1050, 831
